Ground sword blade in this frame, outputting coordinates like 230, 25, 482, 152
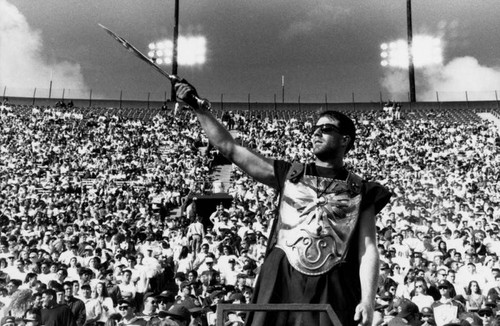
98, 24, 177, 82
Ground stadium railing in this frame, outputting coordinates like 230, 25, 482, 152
216, 303, 343, 326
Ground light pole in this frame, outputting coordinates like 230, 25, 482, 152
407, 0, 416, 102
171, 0, 179, 102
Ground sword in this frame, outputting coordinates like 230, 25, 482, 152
98, 23, 209, 109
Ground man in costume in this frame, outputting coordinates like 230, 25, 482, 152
175, 80, 391, 326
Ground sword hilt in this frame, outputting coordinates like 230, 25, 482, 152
171, 76, 211, 111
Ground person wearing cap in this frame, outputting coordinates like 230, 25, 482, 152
220, 257, 240, 286
116, 299, 146, 326
156, 291, 176, 313
387, 299, 421, 326
197, 255, 219, 275
477, 305, 494, 325
0, 316, 16, 326
164, 304, 191, 326
177, 281, 195, 302
176, 80, 391, 326
205, 289, 226, 326
378, 262, 393, 294
217, 245, 239, 276
137, 294, 158, 321
411, 252, 426, 271
431, 280, 465, 326
22, 308, 42, 326
377, 290, 394, 307
420, 307, 434, 326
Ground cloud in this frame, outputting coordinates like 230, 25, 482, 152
281, 3, 351, 40
283, 21, 314, 39
0, 0, 88, 98
422, 57, 500, 100
382, 57, 500, 101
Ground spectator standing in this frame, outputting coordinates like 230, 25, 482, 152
102, 270, 122, 307
40, 288, 76, 326
431, 280, 465, 326
80, 284, 101, 326
186, 216, 205, 254
118, 270, 136, 303
95, 281, 115, 325
63, 281, 86, 326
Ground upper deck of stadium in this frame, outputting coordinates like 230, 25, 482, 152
4, 96, 500, 126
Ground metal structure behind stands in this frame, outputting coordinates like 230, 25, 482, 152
216, 303, 342, 326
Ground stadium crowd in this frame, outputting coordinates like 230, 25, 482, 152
0, 101, 499, 326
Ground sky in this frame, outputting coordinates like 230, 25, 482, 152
1, 0, 500, 103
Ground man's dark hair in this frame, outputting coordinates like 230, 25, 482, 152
318, 110, 356, 153
43, 288, 56, 298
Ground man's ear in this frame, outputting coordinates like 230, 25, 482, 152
342, 135, 351, 148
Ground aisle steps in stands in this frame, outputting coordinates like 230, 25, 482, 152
209, 129, 238, 193
168, 131, 237, 218
478, 112, 500, 131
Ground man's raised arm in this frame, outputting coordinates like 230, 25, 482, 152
175, 80, 277, 188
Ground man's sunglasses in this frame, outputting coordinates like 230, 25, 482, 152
313, 124, 343, 135
478, 311, 493, 317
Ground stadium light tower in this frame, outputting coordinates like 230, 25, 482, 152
148, 38, 206, 66
380, 37, 442, 69
380, 1, 443, 102
148, 0, 206, 101
407, 0, 416, 102
171, 0, 179, 102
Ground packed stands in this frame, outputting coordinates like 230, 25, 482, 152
0, 99, 499, 325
